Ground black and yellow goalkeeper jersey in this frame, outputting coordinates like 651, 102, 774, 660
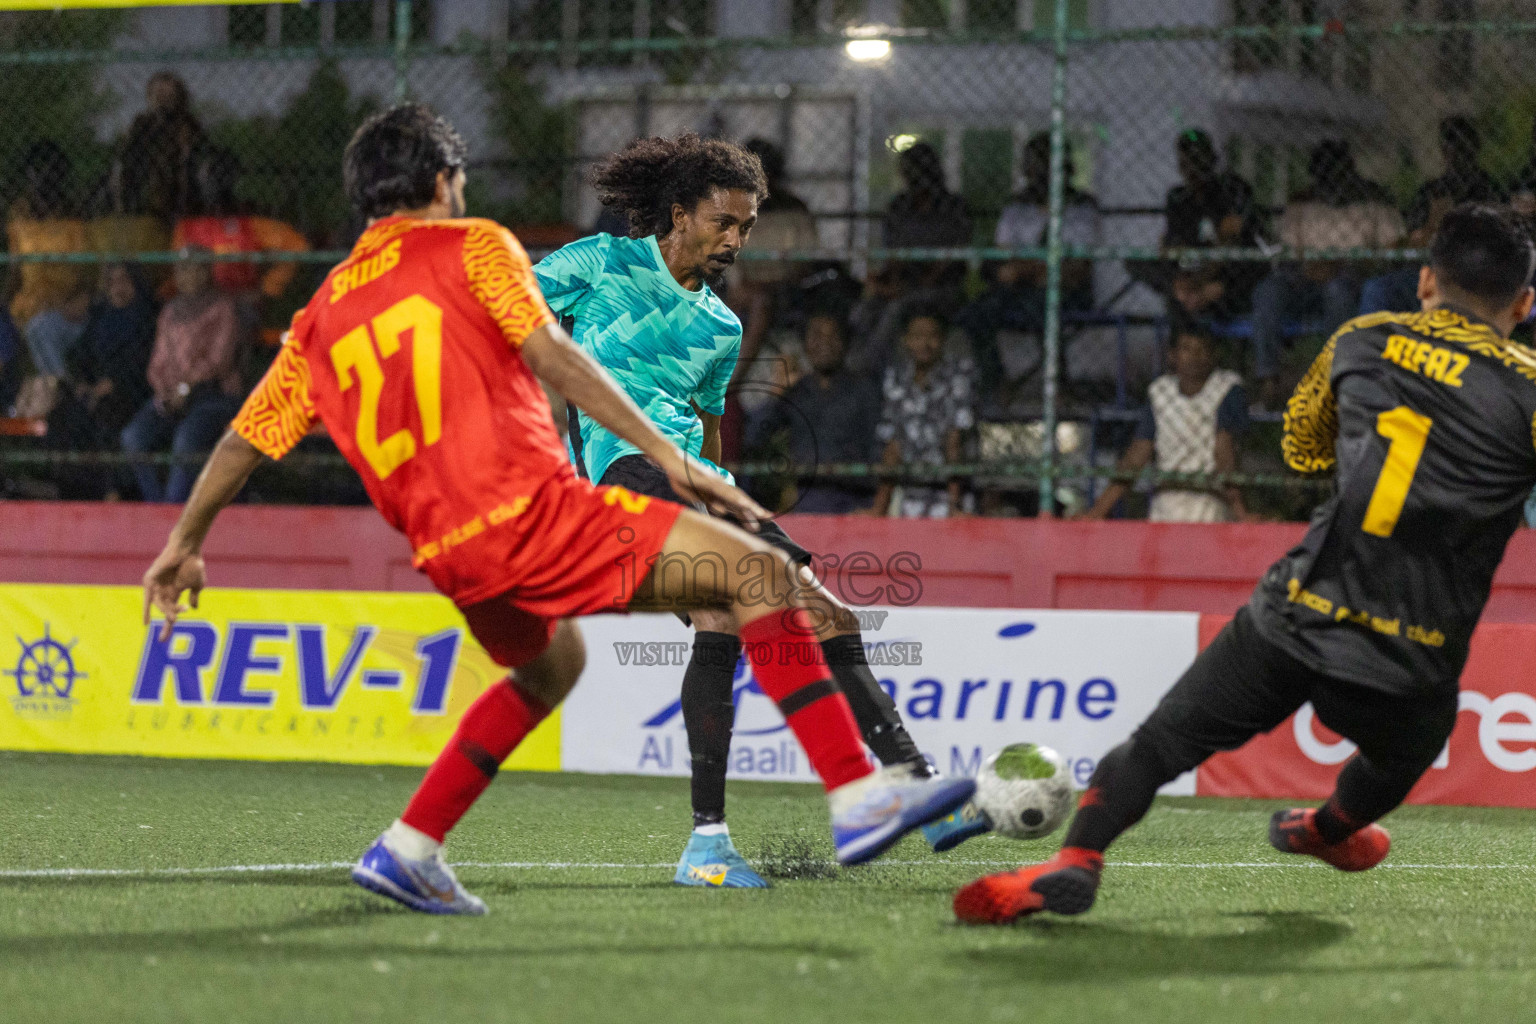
1250, 306, 1536, 695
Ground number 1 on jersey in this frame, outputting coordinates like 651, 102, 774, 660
1362, 406, 1433, 538
331, 294, 445, 480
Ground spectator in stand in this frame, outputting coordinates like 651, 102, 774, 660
1080, 323, 1249, 522
1359, 115, 1502, 315
848, 146, 971, 381
7, 140, 92, 363
1154, 129, 1266, 322
24, 291, 91, 380
173, 147, 310, 301
117, 71, 205, 222
729, 139, 822, 378
959, 132, 1100, 408
722, 139, 825, 459
882, 140, 972, 293
63, 264, 157, 445
1250, 140, 1403, 406
38, 265, 158, 499
120, 247, 247, 502
870, 306, 975, 518
844, 266, 904, 378
747, 311, 880, 513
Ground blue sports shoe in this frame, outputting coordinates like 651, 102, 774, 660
830, 768, 976, 866
351, 835, 488, 915
921, 801, 994, 852
673, 829, 770, 889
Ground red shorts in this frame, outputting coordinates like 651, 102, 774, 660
458, 475, 685, 668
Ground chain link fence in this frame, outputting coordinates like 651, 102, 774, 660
1, 1, 1533, 519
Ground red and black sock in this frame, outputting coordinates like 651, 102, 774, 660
1315, 753, 1408, 843
401, 678, 551, 842
739, 610, 873, 792
1061, 739, 1171, 853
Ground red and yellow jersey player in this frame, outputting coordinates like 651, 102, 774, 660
141, 104, 973, 915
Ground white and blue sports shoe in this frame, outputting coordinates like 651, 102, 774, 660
921, 801, 994, 852
351, 834, 488, 915
673, 829, 771, 889
830, 768, 976, 866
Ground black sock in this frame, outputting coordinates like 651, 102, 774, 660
1061, 738, 1177, 853
682, 631, 741, 828
1315, 754, 1417, 844
820, 634, 928, 774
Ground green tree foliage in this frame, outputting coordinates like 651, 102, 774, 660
209, 60, 379, 246
0, 10, 124, 211
473, 57, 573, 226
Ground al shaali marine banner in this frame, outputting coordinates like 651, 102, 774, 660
0, 583, 559, 769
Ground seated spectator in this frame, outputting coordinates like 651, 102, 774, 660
844, 265, 905, 378
729, 139, 822, 376
24, 290, 91, 379
117, 71, 205, 222
882, 141, 972, 295
1250, 140, 1403, 406
173, 146, 310, 303
1137, 129, 1266, 322
7, 140, 92, 347
63, 264, 157, 444
846, 145, 971, 394
722, 139, 825, 459
747, 312, 881, 513
959, 132, 1100, 407
1359, 115, 1502, 316
1080, 324, 1249, 522
120, 248, 247, 502
870, 306, 976, 518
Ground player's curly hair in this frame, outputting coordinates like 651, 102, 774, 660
344, 103, 467, 220
591, 134, 768, 239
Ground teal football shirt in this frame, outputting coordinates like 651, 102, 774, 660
534, 232, 741, 484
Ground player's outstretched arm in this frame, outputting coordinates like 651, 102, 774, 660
142, 429, 266, 641
521, 322, 768, 527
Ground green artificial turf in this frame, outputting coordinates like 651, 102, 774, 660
2, 751, 1534, 1024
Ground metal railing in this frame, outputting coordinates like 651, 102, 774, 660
4, 3, 1534, 514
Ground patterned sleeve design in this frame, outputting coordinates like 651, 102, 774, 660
533, 235, 605, 318
1282, 334, 1339, 474
692, 332, 739, 416
463, 223, 556, 347
232, 336, 318, 461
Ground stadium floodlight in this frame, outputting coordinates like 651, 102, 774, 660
845, 38, 891, 61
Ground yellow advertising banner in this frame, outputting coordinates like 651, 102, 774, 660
0, 584, 560, 769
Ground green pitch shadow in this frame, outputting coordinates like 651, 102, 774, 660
956, 911, 1451, 980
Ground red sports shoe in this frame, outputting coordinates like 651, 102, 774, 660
1268, 808, 1390, 872
953, 847, 1103, 924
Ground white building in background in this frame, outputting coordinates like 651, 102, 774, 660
44, 0, 1526, 366
83, 0, 1519, 238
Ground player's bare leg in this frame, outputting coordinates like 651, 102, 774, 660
631, 510, 974, 865
353, 621, 587, 915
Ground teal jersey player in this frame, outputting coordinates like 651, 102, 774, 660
534, 231, 740, 485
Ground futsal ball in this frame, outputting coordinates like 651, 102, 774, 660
973, 743, 1074, 840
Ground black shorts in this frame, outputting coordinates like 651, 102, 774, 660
598, 454, 814, 568
1136, 606, 1459, 779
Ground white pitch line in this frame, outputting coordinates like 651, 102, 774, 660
2, 859, 1535, 879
